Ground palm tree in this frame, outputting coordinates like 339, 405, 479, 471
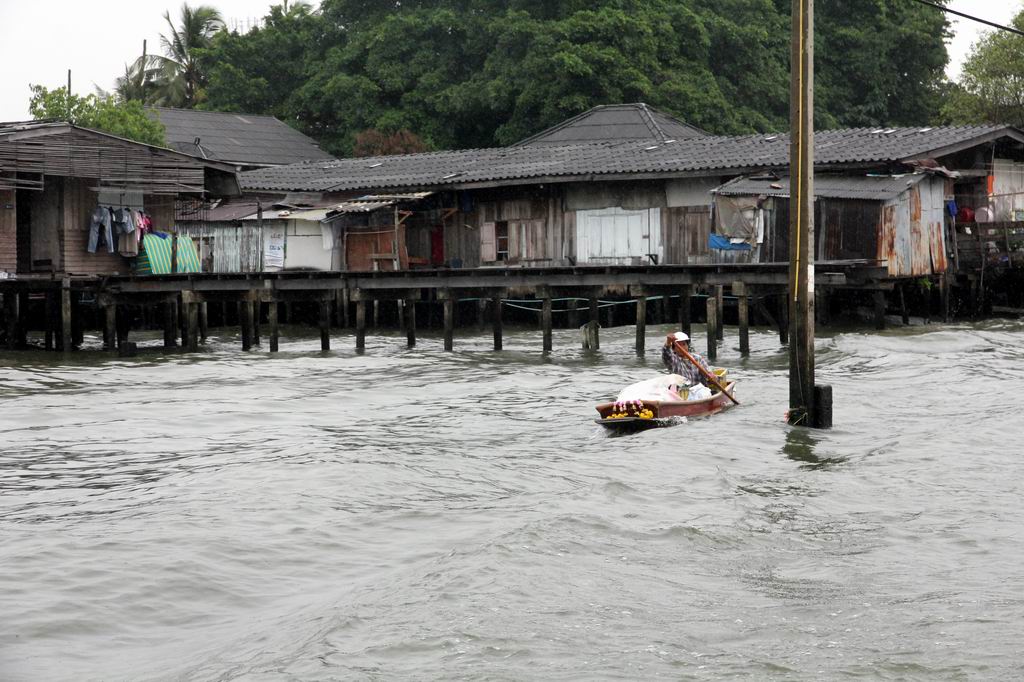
109, 42, 163, 103
153, 3, 224, 108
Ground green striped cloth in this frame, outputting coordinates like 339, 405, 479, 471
136, 233, 202, 274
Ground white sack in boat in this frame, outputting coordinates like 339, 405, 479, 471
615, 375, 712, 403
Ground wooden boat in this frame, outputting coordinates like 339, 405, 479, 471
594, 370, 737, 431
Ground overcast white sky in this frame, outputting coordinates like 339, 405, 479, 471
0, 0, 1019, 123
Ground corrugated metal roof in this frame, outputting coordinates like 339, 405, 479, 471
514, 103, 708, 146
241, 125, 1022, 193
714, 173, 928, 200
149, 107, 336, 167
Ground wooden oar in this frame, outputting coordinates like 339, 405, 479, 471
673, 341, 740, 405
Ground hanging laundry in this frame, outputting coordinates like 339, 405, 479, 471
87, 206, 115, 254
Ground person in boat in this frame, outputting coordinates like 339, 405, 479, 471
662, 332, 712, 388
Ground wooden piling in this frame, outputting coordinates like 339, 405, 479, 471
4, 292, 19, 350
199, 302, 208, 344
679, 286, 692, 338
541, 296, 553, 352
899, 284, 909, 325
940, 273, 950, 322
104, 304, 116, 351
319, 299, 331, 351
404, 298, 417, 348
778, 293, 789, 345
268, 299, 279, 353
706, 295, 718, 361
443, 293, 455, 351
355, 299, 366, 350
71, 291, 84, 348
116, 305, 131, 356
240, 298, 253, 351
873, 290, 887, 330
164, 300, 178, 348
492, 295, 503, 351
714, 285, 725, 341
44, 292, 55, 350
735, 282, 750, 357
787, 0, 817, 427
477, 298, 487, 330
588, 297, 600, 350
568, 298, 580, 329
185, 300, 199, 352
252, 301, 261, 346
635, 295, 646, 356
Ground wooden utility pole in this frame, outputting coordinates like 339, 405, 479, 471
788, 0, 829, 428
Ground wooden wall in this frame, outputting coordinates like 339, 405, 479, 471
62, 178, 129, 275
662, 206, 711, 265
0, 189, 15, 273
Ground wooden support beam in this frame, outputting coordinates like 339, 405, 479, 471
941, 273, 950, 323
443, 294, 455, 351
714, 285, 725, 341
336, 289, 349, 328
874, 290, 887, 330
186, 302, 199, 352
567, 297, 579, 329
492, 295, 503, 351
680, 286, 692, 338
735, 282, 749, 357
541, 296, 553, 352
477, 298, 487, 330
17, 292, 27, 347
240, 298, 253, 351
319, 299, 331, 351
706, 295, 718, 362
404, 298, 416, 348
355, 299, 366, 350
268, 300, 279, 352
635, 295, 647, 356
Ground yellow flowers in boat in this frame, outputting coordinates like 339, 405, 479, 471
638, 409, 654, 420
604, 401, 655, 420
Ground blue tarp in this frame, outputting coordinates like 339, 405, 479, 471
709, 233, 752, 251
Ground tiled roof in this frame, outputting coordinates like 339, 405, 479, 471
149, 107, 336, 166
241, 125, 1023, 193
514, 103, 708, 146
714, 173, 928, 201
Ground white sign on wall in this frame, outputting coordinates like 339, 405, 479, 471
264, 230, 285, 270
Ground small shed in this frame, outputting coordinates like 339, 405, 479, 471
0, 120, 239, 278
712, 173, 951, 276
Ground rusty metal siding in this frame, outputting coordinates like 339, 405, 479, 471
879, 177, 947, 277
816, 199, 879, 261
179, 223, 264, 272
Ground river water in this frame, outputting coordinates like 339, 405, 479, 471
1, 319, 1023, 680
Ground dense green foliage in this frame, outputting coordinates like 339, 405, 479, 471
160, 1, 954, 155
942, 9, 1024, 128
28, 86, 167, 147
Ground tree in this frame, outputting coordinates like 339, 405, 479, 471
152, 3, 225, 107
198, 2, 326, 118
195, 0, 953, 155
28, 86, 167, 146
942, 8, 1024, 127
353, 129, 431, 156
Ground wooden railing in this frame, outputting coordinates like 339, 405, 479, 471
954, 221, 1024, 270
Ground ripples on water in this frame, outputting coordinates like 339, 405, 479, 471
2, 321, 1023, 680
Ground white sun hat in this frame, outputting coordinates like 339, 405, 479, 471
672, 331, 690, 342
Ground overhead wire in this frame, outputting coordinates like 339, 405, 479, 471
905, 0, 1024, 39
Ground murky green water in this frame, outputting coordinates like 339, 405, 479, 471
2, 319, 1023, 680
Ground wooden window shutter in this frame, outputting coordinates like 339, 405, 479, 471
480, 222, 496, 262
